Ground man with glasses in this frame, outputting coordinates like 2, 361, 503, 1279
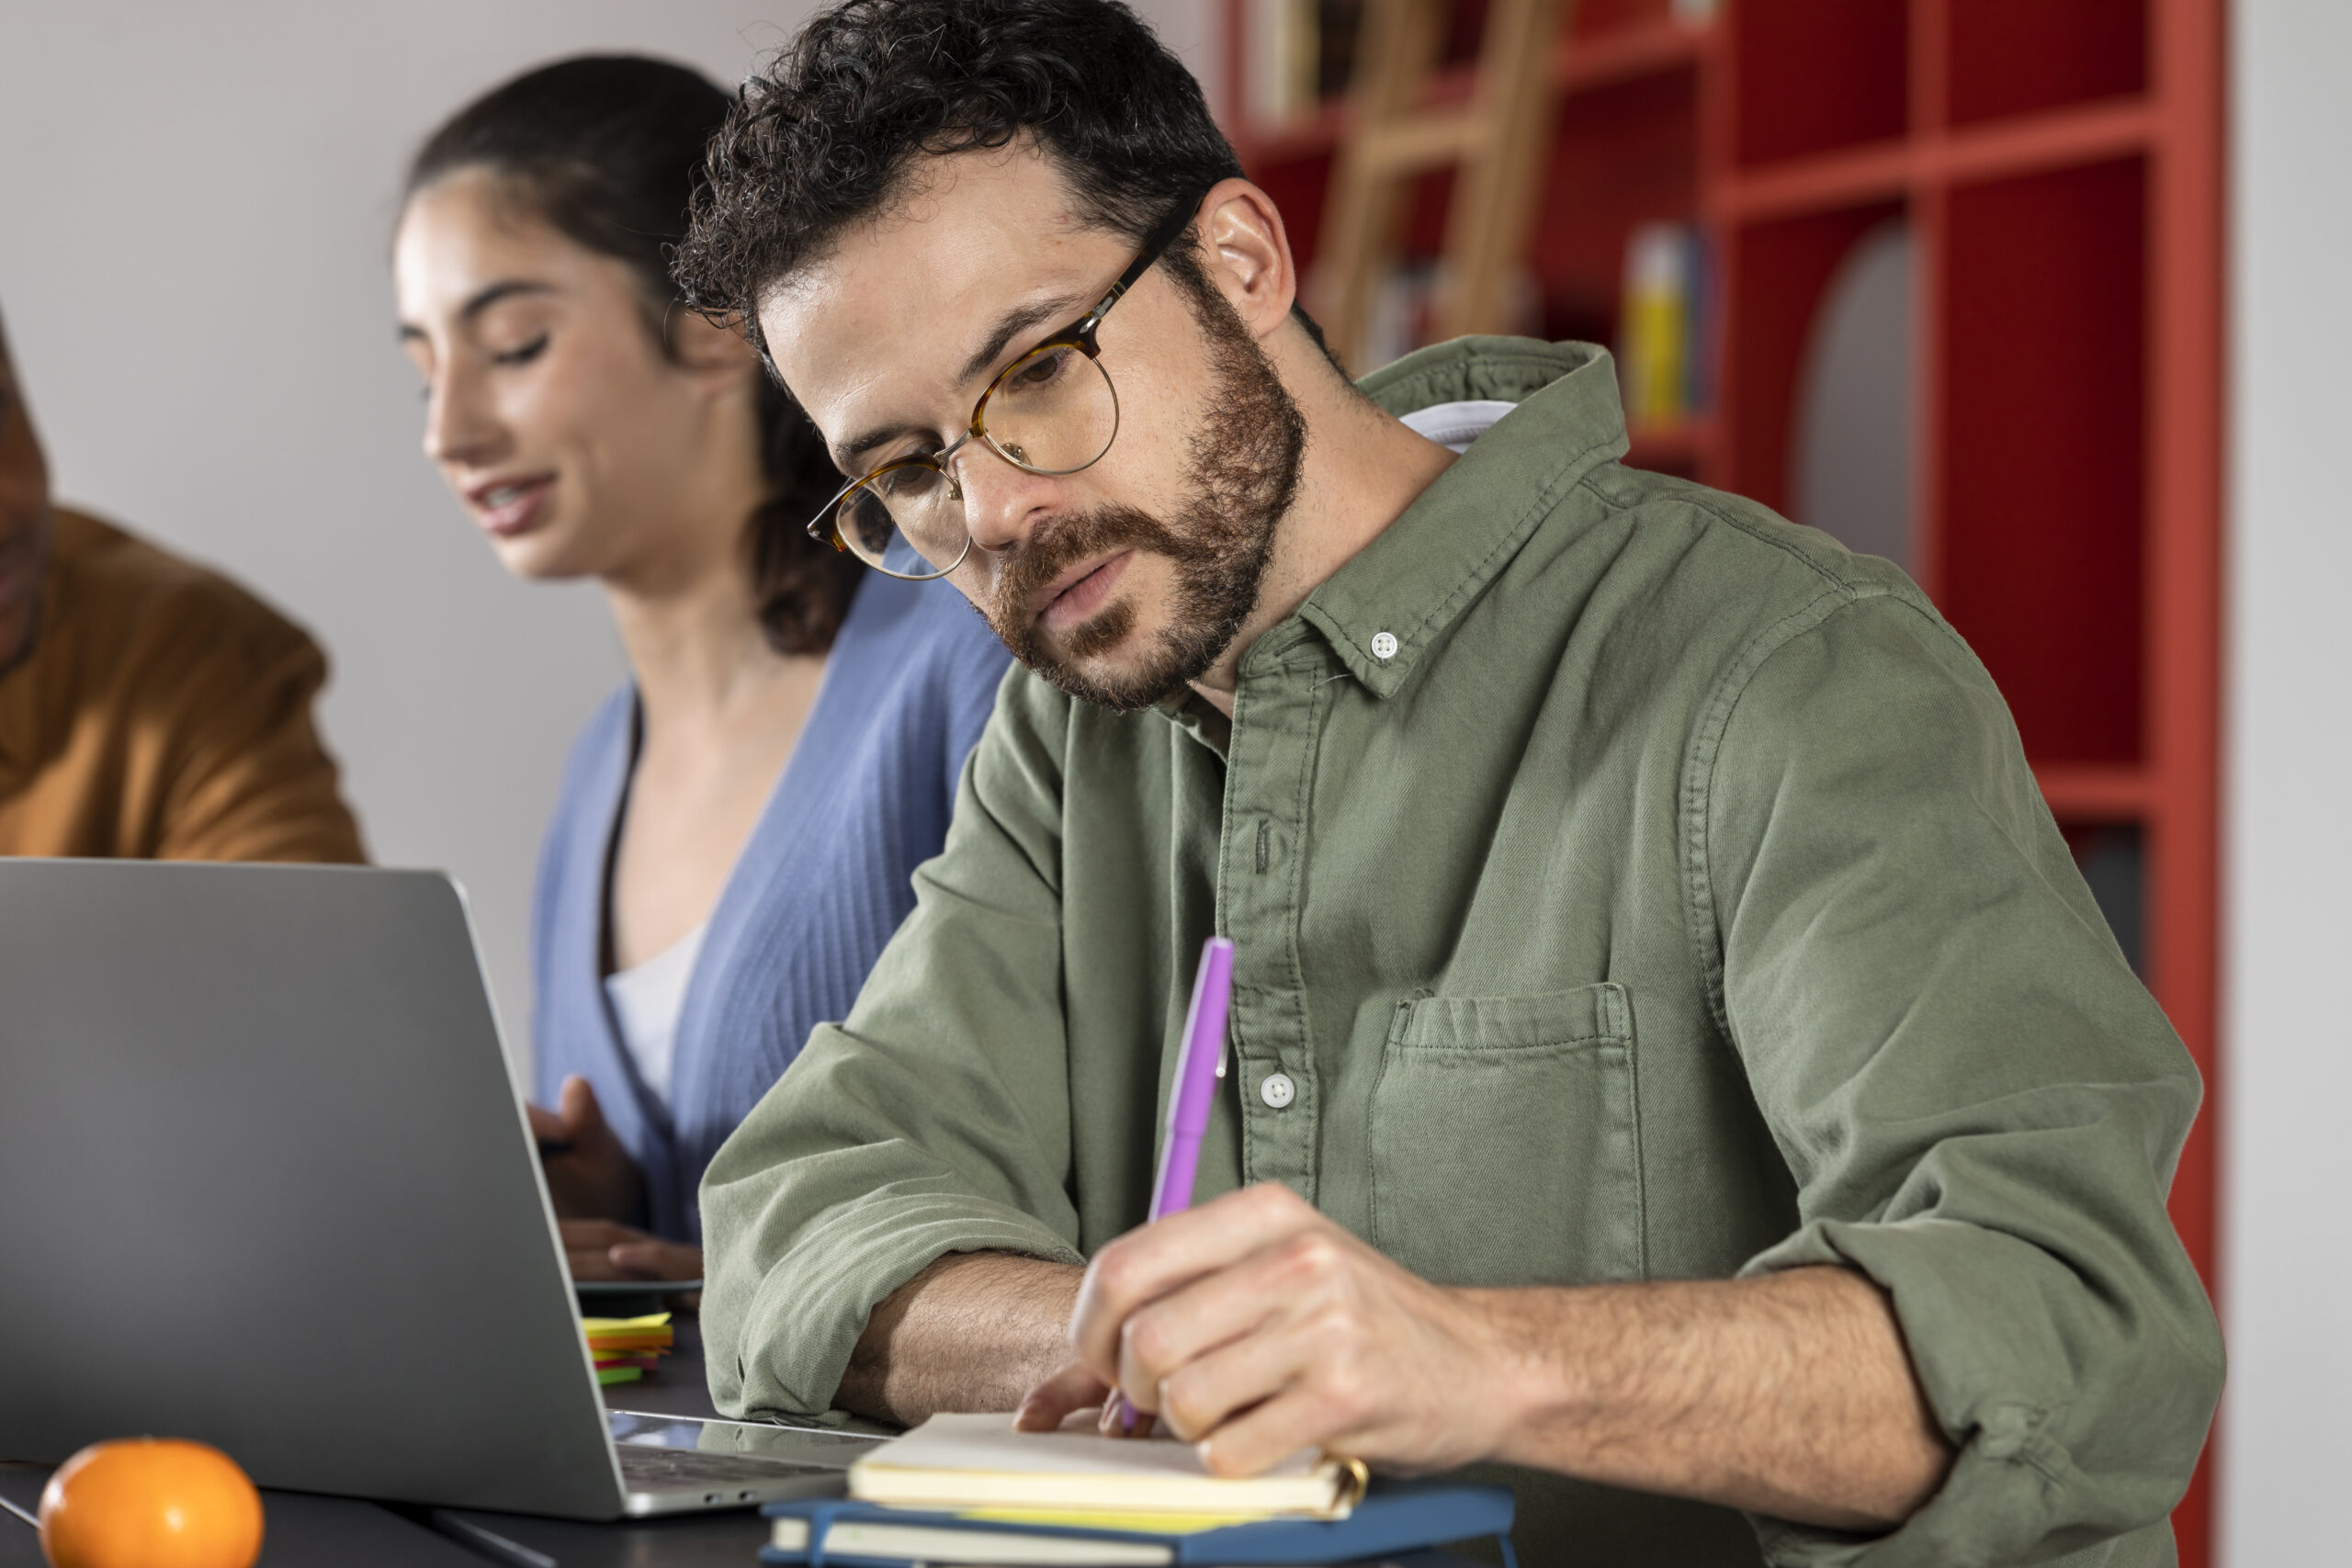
678, 4, 2219, 1564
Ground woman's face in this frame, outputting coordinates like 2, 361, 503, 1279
394, 169, 747, 584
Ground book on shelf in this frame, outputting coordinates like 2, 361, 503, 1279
1617, 220, 1714, 430
1244, 0, 1367, 128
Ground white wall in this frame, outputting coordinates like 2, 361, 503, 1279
0, 0, 1214, 1073
2223, 1, 2352, 1560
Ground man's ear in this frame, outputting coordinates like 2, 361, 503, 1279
669, 306, 763, 384
1195, 178, 1299, 344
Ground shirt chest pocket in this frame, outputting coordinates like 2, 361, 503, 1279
1368, 982, 1645, 1288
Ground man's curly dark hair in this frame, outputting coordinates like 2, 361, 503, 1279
675, 0, 1336, 369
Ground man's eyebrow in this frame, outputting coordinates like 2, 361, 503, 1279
956, 292, 1090, 387
833, 290, 1093, 473
395, 279, 559, 344
833, 420, 929, 475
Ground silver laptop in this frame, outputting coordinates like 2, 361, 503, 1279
0, 859, 876, 1517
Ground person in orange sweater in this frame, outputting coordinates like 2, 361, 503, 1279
0, 310, 366, 863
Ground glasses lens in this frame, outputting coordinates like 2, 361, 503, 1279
836, 465, 962, 580
979, 344, 1119, 476
878, 530, 938, 580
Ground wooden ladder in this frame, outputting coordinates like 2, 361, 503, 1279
1313, 0, 1570, 371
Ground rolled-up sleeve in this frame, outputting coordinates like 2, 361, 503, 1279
699, 674, 1086, 1419
1697, 592, 2223, 1565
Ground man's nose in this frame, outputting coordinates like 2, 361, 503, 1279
956, 442, 1065, 557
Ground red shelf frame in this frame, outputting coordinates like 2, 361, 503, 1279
1719, 97, 2162, 220
1225, 3, 2222, 1560
1623, 415, 1720, 473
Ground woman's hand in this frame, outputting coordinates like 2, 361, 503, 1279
530, 1077, 700, 1304
560, 1217, 703, 1281
527, 1075, 645, 1223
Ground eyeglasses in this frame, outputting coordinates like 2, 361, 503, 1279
804, 194, 1204, 581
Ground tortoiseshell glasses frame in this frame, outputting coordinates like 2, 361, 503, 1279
804, 194, 1205, 581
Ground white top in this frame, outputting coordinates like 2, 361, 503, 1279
1399, 398, 1515, 453
603, 922, 707, 1109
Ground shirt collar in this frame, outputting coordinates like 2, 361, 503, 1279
1277, 337, 1630, 699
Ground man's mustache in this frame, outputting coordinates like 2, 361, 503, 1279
983, 504, 1203, 640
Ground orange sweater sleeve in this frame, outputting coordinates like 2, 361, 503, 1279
0, 510, 370, 864
146, 604, 368, 864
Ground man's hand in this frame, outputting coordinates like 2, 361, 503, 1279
1017, 1182, 1954, 1532
528, 1076, 644, 1224
1017, 1183, 1508, 1476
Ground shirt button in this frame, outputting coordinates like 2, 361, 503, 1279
1260, 1071, 1296, 1110
1371, 630, 1399, 660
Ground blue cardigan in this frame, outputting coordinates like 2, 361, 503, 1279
529, 572, 1010, 1241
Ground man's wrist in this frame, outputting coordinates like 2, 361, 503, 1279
1457, 1285, 1591, 1472
841, 1251, 1084, 1425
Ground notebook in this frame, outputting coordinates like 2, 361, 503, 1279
846, 1412, 1359, 1517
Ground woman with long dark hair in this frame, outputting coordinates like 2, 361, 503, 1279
392, 56, 1008, 1286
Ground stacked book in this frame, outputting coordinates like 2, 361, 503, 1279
581, 1312, 673, 1386
761, 1412, 1514, 1566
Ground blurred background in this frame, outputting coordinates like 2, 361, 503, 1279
0, 2, 2337, 1562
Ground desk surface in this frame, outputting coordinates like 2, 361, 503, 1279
604, 1316, 728, 1423
4, 1318, 1492, 1565
6, 1469, 1490, 1567
0, 1466, 484, 1567
0, 1315, 775, 1566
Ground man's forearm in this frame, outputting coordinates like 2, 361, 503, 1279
837, 1252, 1084, 1426
1484, 1265, 1952, 1530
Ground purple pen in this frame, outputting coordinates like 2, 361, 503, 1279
1149, 936, 1236, 1223
1114, 935, 1235, 1433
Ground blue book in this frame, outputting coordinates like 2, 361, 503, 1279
758, 1480, 1516, 1566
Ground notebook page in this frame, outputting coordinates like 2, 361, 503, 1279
861, 1412, 1320, 1480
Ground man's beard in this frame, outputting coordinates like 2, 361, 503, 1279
977, 288, 1307, 713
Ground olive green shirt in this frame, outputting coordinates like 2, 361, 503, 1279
703, 339, 2221, 1567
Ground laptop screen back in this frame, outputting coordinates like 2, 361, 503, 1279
0, 861, 625, 1518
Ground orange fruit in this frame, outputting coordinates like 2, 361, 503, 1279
37, 1438, 265, 1568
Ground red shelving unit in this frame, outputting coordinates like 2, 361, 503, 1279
1224, 2, 2223, 1560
